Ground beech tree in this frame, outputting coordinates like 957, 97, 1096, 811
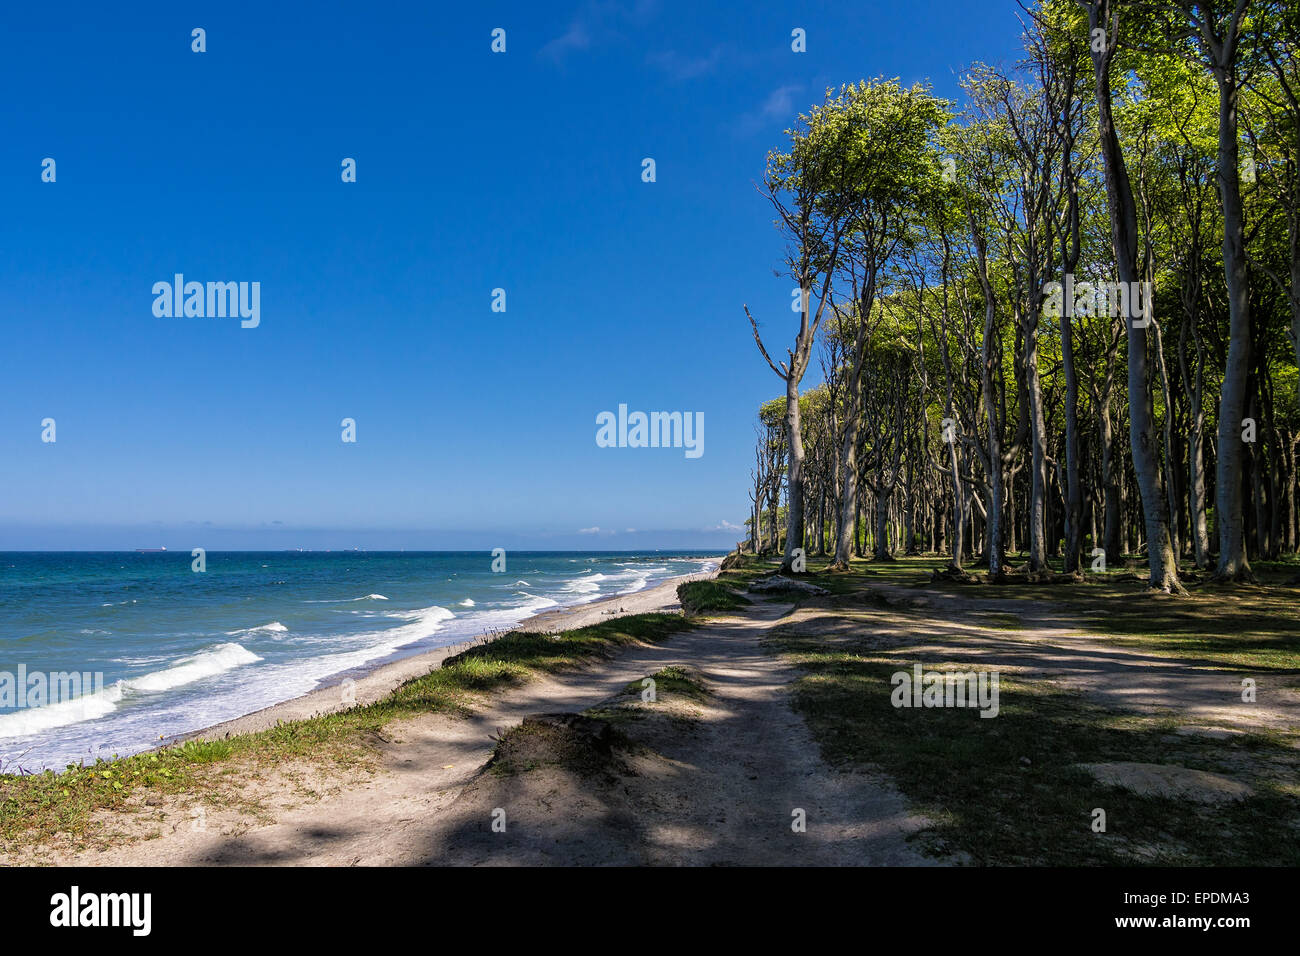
744, 104, 851, 573
743, 0, 1300, 589
820, 80, 949, 570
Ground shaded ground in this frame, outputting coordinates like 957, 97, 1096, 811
794, 581, 1300, 733
758, 560, 1300, 865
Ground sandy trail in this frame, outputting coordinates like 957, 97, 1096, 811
26, 593, 936, 866
793, 582, 1300, 734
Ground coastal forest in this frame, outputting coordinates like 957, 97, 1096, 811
743, 0, 1300, 592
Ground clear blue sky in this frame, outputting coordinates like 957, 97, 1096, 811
0, 1, 1022, 550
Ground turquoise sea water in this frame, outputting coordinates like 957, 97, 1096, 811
0, 551, 719, 771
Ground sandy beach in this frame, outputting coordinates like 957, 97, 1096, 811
175, 565, 722, 746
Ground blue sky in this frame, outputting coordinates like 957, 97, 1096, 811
0, 1, 1022, 550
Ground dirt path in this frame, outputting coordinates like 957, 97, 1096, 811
794, 583, 1300, 734
26, 598, 938, 866
621, 605, 938, 865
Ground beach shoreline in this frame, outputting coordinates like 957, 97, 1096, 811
173, 563, 723, 746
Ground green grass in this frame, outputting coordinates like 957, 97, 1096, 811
752, 552, 1300, 865
587, 665, 714, 726
728, 552, 1300, 672
969, 612, 1024, 631
769, 627, 1300, 865
620, 665, 710, 703
677, 579, 751, 615
718, 551, 948, 594
485, 716, 632, 778
0, 612, 693, 850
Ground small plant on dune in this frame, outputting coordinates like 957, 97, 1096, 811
677, 580, 751, 615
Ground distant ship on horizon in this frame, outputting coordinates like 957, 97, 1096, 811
135, 547, 167, 553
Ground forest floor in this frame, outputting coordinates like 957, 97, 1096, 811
3, 552, 1296, 865
743, 551, 1300, 864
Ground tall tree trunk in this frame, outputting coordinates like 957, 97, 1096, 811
972, 222, 1005, 576
873, 489, 892, 561
1211, 50, 1254, 581
833, 398, 862, 568
1085, 1, 1179, 590
947, 431, 965, 571
1189, 417, 1211, 568
1060, 312, 1084, 573
1101, 400, 1121, 562
1023, 303, 1050, 572
1152, 319, 1182, 564
781, 380, 806, 572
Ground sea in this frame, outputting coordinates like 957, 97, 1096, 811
0, 550, 720, 772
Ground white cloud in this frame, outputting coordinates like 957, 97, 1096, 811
736, 84, 803, 135
540, 21, 592, 61
647, 47, 724, 81
541, 0, 660, 63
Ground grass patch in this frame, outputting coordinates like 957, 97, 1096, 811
733, 552, 1300, 863
718, 552, 949, 595
485, 714, 628, 778
489, 664, 713, 775
0, 612, 692, 851
620, 665, 710, 703
585, 665, 713, 728
677, 579, 751, 615
769, 624, 1300, 865
738, 553, 1300, 673
970, 612, 1024, 631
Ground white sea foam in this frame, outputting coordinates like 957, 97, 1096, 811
304, 593, 390, 604
617, 574, 650, 594
562, 574, 603, 595
0, 683, 123, 738
0, 642, 262, 739
127, 643, 262, 693
176, 605, 464, 727
388, 605, 455, 626
458, 598, 476, 607
226, 622, 288, 637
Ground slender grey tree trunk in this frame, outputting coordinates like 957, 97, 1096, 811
1211, 63, 1254, 581
1060, 311, 1084, 573
973, 225, 1005, 576
1189, 413, 1211, 568
781, 379, 806, 573
947, 428, 964, 571
833, 397, 861, 568
1024, 307, 1050, 572
1085, 1, 1179, 590
873, 490, 892, 561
